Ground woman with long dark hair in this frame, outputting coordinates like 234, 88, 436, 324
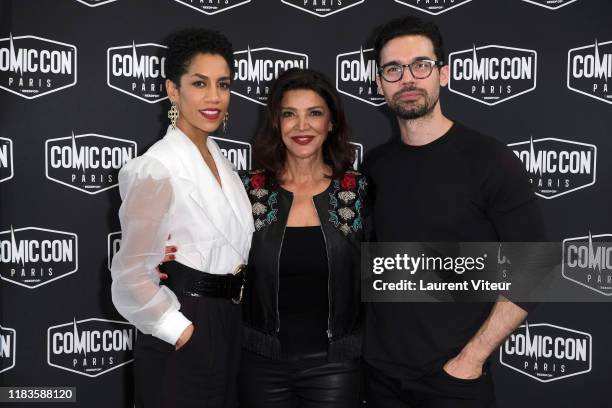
110, 29, 253, 408
238, 68, 368, 408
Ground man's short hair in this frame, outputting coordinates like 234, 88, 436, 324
373, 16, 445, 65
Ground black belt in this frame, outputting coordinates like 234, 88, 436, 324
159, 261, 246, 304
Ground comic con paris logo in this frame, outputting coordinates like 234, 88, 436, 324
45, 133, 137, 194
563, 232, 612, 296
568, 39, 612, 105
232, 47, 308, 105
522, 0, 578, 10
47, 318, 136, 377
0, 137, 13, 183
0, 325, 16, 374
173, 0, 252, 15
281, 0, 364, 17
508, 137, 596, 199
0, 227, 78, 289
448, 44, 537, 105
107, 42, 167, 103
500, 323, 591, 382
336, 47, 385, 106
393, 0, 473, 15
210, 136, 251, 171
75, 0, 119, 6
0, 34, 77, 99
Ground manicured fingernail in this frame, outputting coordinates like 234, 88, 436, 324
170, 254, 176, 260
171, 247, 177, 252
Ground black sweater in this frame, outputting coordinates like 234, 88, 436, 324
362, 122, 546, 379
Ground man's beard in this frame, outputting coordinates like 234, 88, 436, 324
388, 87, 438, 120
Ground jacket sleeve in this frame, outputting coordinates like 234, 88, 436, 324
110, 157, 191, 346
358, 173, 375, 243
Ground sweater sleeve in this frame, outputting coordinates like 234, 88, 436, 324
483, 144, 548, 312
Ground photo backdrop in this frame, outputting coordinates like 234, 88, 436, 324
1, 1, 611, 407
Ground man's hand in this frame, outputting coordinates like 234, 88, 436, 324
443, 297, 528, 380
157, 245, 177, 280
443, 352, 483, 380
175, 324, 194, 350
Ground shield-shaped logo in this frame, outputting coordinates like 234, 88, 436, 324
336, 48, 385, 107
508, 138, 596, 199
567, 39, 612, 105
0, 34, 77, 99
500, 322, 592, 382
0, 227, 78, 289
281, 0, 364, 17
0, 325, 16, 374
522, 0, 578, 10
232, 47, 309, 105
107, 42, 167, 103
563, 233, 612, 296
448, 45, 537, 106
210, 136, 252, 171
173, 0, 251, 15
0, 137, 13, 183
47, 318, 137, 377
45, 133, 137, 195
393, 0, 472, 15
107, 231, 121, 272
75, 0, 119, 6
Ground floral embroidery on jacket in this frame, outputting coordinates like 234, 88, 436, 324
242, 170, 278, 231
328, 171, 366, 236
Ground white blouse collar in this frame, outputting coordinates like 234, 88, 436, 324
164, 126, 254, 256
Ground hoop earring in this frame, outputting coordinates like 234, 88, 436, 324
222, 112, 229, 133
168, 103, 179, 129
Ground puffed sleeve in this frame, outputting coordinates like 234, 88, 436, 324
110, 156, 191, 346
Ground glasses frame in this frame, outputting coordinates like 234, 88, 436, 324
378, 59, 445, 82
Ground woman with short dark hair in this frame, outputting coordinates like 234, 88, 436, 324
110, 28, 254, 408
238, 68, 368, 408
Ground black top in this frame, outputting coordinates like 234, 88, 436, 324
278, 226, 329, 356
362, 122, 546, 379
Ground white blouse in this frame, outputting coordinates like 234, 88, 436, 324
110, 126, 254, 346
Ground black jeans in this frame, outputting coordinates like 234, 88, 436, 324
365, 363, 496, 408
238, 349, 362, 408
133, 295, 242, 408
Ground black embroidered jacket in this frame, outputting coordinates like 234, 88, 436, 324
240, 169, 370, 361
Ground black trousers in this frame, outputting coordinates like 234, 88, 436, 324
365, 363, 496, 408
238, 349, 362, 408
133, 295, 242, 408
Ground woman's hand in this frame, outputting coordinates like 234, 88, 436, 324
157, 245, 177, 280
175, 324, 194, 350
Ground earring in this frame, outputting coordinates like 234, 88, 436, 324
222, 112, 229, 133
168, 102, 179, 129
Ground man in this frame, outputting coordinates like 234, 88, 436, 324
362, 16, 545, 407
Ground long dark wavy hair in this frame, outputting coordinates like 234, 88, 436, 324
253, 68, 354, 180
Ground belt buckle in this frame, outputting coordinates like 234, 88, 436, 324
232, 264, 246, 276
231, 264, 246, 304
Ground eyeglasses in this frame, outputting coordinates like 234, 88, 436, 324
378, 59, 445, 82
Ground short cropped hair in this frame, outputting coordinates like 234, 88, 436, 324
165, 28, 234, 86
373, 16, 445, 65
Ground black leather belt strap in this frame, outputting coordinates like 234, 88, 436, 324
159, 261, 246, 303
